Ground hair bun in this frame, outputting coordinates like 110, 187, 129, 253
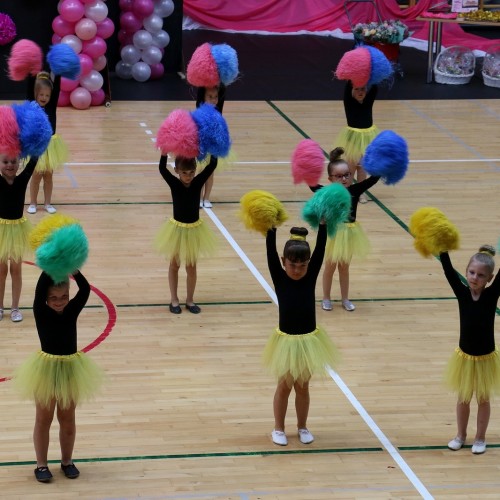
290, 227, 308, 240
329, 147, 344, 162
479, 244, 496, 257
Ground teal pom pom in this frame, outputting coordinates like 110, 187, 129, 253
191, 103, 231, 160
35, 224, 89, 284
210, 44, 239, 86
12, 101, 53, 158
47, 44, 81, 80
366, 46, 394, 86
302, 183, 351, 237
362, 130, 408, 185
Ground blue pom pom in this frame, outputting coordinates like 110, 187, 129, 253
362, 130, 409, 185
12, 101, 53, 158
302, 183, 351, 237
191, 103, 231, 160
366, 46, 394, 86
47, 44, 81, 80
35, 224, 89, 284
210, 44, 239, 86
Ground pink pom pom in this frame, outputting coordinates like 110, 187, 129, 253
186, 43, 219, 88
8, 39, 43, 81
0, 106, 21, 157
157, 109, 199, 158
334, 47, 371, 88
291, 139, 325, 186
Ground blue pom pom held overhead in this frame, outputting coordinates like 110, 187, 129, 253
191, 103, 231, 160
210, 44, 239, 86
47, 43, 81, 80
362, 130, 409, 185
365, 45, 394, 86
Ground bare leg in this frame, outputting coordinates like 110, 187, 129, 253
338, 261, 350, 301
456, 401, 470, 441
42, 172, 54, 206
0, 262, 8, 309
475, 400, 491, 442
185, 264, 197, 305
10, 259, 22, 310
202, 173, 214, 202
294, 380, 310, 429
34, 400, 56, 467
57, 402, 77, 465
168, 258, 180, 306
356, 163, 367, 183
30, 171, 43, 206
322, 260, 336, 301
273, 377, 293, 431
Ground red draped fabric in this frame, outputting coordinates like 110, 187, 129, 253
183, 0, 499, 52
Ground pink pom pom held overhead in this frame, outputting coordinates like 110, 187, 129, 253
0, 106, 21, 157
291, 139, 325, 186
186, 43, 219, 88
334, 47, 371, 88
157, 109, 199, 158
8, 39, 43, 81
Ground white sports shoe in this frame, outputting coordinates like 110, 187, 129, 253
342, 299, 356, 311
27, 204, 37, 214
271, 430, 288, 446
10, 309, 23, 322
45, 205, 57, 214
472, 440, 486, 454
321, 299, 333, 311
447, 437, 465, 451
298, 428, 314, 444
203, 200, 212, 208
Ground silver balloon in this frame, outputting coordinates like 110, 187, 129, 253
141, 45, 162, 65
121, 44, 141, 65
80, 69, 104, 92
154, 0, 174, 17
115, 61, 133, 80
85, 0, 108, 23
143, 13, 163, 34
131, 62, 151, 82
133, 30, 153, 50
151, 29, 170, 49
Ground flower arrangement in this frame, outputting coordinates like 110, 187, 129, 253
353, 19, 410, 45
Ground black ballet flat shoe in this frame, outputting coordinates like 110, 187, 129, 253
185, 304, 201, 314
169, 304, 182, 314
61, 462, 80, 479
34, 466, 53, 483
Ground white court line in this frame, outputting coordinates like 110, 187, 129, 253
203, 207, 434, 500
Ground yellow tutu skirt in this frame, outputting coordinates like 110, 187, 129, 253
14, 350, 103, 409
154, 217, 218, 265
445, 347, 500, 403
195, 149, 237, 173
0, 217, 32, 263
34, 134, 69, 173
262, 326, 340, 385
335, 125, 379, 165
325, 222, 370, 264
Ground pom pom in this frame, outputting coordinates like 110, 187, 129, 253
334, 47, 371, 87
0, 13, 17, 46
47, 44, 81, 80
12, 101, 53, 158
362, 130, 409, 185
0, 106, 21, 157
35, 224, 89, 284
291, 139, 325, 186
302, 183, 351, 237
29, 213, 79, 251
210, 44, 239, 86
409, 207, 460, 258
239, 190, 288, 236
7, 39, 43, 81
157, 109, 199, 158
186, 43, 219, 88
365, 45, 394, 86
191, 104, 231, 160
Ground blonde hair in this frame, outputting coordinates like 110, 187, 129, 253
468, 244, 496, 274
34, 72, 53, 98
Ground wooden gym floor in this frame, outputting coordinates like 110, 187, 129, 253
0, 98, 499, 499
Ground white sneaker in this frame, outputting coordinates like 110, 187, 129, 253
271, 430, 288, 446
342, 299, 356, 311
321, 299, 333, 311
10, 309, 23, 322
199, 200, 204, 208
298, 428, 314, 444
45, 205, 56, 214
27, 204, 37, 214
359, 193, 369, 204
203, 200, 212, 208
447, 437, 465, 451
472, 440, 486, 454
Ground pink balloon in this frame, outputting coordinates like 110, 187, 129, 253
90, 88, 105, 106
52, 34, 62, 45
70, 87, 92, 110
82, 36, 107, 58
75, 18, 97, 41
61, 76, 80, 92
149, 63, 164, 80
58, 0, 85, 23
133, 0, 154, 19
93, 54, 107, 72
78, 53, 93, 76
58, 90, 71, 107
120, 11, 142, 32
81, 0, 98, 3
52, 15, 76, 37
117, 29, 133, 46
96, 18, 114, 39
119, 0, 134, 11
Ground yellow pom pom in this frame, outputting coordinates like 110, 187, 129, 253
409, 207, 460, 257
29, 213, 79, 250
239, 190, 288, 236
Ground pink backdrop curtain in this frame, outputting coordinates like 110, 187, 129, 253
183, 0, 498, 52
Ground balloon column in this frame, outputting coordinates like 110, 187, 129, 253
116, 0, 174, 82
52, 0, 115, 109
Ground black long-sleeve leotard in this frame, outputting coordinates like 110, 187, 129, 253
0, 157, 38, 219
33, 271, 90, 355
27, 74, 61, 134
343, 81, 377, 129
440, 252, 500, 356
159, 155, 217, 223
267, 224, 327, 335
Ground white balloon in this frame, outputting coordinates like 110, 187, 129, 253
115, 61, 133, 80
85, 0, 108, 23
131, 61, 151, 82
151, 29, 170, 49
61, 34, 82, 54
154, 0, 174, 18
133, 30, 153, 50
80, 69, 104, 92
141, 45, 162, 65
143, 13, 163, 34
121, 44, 141, 65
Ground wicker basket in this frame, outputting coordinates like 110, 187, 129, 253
482, 72, 500, 88
434, 46, 475, 85
434, 67, 473, 84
